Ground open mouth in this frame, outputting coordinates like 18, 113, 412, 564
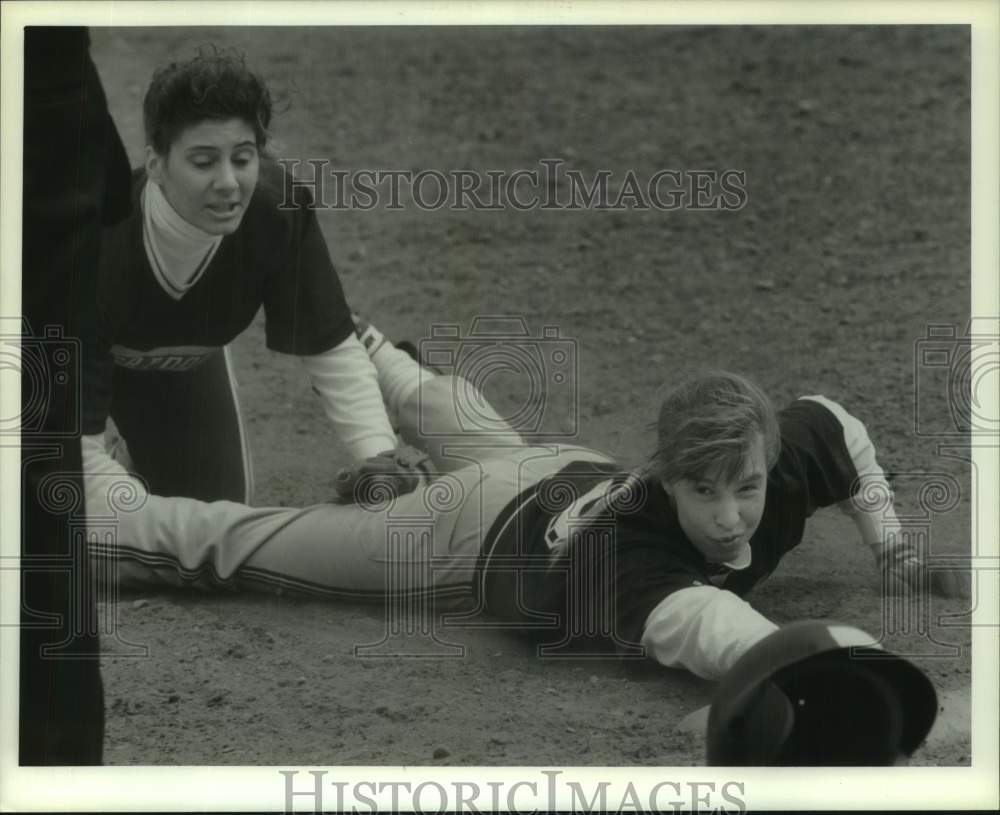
207, 202, 241, 216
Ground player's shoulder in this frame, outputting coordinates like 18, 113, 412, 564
769, 394, 865, 503
777, 394, 863, 443
255, 156, 288, 197
244, 157, 319, 233
231, 159, 293, 239
254, 157, 316, 208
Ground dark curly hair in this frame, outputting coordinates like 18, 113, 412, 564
143, 46, 272, 154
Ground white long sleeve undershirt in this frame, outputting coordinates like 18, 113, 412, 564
300, 334, 398, 462
799, 394, 905, 558
641, 586, 779, 680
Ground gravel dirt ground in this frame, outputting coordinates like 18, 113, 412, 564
86, 24, 973, 768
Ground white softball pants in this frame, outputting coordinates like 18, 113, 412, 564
84, 375, 610, 599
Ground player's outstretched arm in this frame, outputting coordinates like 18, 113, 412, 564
801, 395, 969, 599
640, 586, 779, 681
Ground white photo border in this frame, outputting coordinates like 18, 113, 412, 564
1, 1, 997, 811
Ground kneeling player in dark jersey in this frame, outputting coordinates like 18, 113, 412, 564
83, 49, 409, 508
86, 321, 967, 689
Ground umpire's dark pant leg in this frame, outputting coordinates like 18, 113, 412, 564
20, 26, 131, 766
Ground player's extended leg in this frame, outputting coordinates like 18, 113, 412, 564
92, 443, 614, 601
398, 375, 531, 472
241, 443, 615, 600
109, 346, 253, 503
89, 475, 484, 600
355, 320, 526, 472
90, 409, 610, 604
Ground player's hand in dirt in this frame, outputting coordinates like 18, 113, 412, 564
332, 445, 435, 505
878, 545, 971, 599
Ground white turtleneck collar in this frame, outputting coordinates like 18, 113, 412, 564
142, 179, 223, 300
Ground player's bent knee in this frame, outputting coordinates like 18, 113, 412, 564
399, 374, 524, 451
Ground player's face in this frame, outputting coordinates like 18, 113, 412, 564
662, 433, 768, 564
146, 118, 259, 235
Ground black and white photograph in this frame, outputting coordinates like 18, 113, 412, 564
1, 1, 997, 812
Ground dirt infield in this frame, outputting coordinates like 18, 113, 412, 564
88, 24, 972, 767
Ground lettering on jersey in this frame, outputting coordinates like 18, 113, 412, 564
111, 343, 217, 372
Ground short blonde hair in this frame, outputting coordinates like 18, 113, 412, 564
651, 370, 780, 484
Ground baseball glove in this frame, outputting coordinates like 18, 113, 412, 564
879, 544, 971, 599
332, 445, 435, 505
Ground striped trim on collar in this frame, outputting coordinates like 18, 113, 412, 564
141, 181, 222, 300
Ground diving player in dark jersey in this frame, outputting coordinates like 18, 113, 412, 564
480, 387, 889, 677
84, 325, 965, 681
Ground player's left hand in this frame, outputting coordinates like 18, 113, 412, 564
878, 546, 971, 599
332, 445, 435, 505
